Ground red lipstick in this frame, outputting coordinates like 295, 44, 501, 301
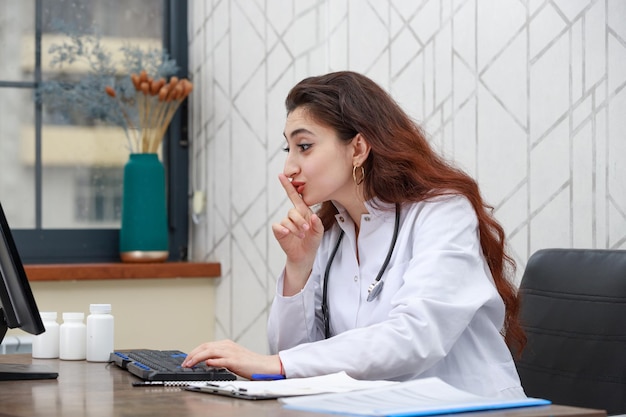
291, 181, 305, 194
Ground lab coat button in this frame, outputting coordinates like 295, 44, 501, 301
364, 216, 371, 221
354, 275, 358, 282
339, 216, 345, 222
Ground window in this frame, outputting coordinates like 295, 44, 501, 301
0, 0, 189, 263
75, 169, 123, 224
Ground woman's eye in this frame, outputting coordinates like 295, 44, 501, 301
282, 143, 312, 153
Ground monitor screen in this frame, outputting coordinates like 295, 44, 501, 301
0, 202, 57, 380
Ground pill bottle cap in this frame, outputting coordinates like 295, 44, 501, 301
40, 311, 57, 320
89, 304, 112, 314
62, 312, 85, 321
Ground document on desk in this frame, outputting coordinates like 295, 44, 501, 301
184, 371, 397, 400
280, 377, 551, 416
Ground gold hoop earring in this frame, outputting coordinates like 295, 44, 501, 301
352, 165, 365, 186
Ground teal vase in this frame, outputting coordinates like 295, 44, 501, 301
119, 153, 169, 262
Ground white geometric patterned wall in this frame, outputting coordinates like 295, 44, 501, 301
187, 0, 626, 353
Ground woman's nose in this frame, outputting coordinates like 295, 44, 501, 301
283, 155, 299, 178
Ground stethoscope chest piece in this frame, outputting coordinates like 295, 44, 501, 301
366, 279, 384, 302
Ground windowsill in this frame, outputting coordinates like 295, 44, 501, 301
24, 262, 221, 281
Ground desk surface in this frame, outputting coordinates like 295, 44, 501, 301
0, 354, 607, 417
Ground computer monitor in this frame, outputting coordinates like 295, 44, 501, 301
0, 201, 57, 380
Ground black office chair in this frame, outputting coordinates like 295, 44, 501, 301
514, 248, 626, 415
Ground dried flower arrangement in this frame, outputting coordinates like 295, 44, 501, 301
38, 29, 191, 154
105, 71, 193, 154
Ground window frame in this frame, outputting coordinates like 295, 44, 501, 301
2, 0, 189, 264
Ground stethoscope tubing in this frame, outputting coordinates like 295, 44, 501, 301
322, 204, 401, 338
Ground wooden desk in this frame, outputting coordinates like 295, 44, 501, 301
0, 354, 606, 417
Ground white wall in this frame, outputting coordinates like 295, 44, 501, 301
187, 0, 626, 353
8, 278, 217, 351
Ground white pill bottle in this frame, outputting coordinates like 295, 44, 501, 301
86, 304, 114, 362
59, 312, 86, 360
32, 311, 60, 359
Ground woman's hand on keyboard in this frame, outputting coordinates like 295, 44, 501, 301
182, 339, 282, 380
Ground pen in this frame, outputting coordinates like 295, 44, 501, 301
132, 381, 191, 387
251, 374, 286, 381
133, 381, 171, 387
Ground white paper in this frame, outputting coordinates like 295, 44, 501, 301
187, 371, 397, 398
280, 377, 550, 416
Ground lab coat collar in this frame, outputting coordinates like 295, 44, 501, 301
331, 199, 397, 234
331, 198, 397, 216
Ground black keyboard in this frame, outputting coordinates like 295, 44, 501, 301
109, 349, 236, 381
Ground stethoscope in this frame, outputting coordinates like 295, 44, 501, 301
322, 204, 400, 339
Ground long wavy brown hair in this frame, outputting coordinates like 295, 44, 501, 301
285, 71, 525, 354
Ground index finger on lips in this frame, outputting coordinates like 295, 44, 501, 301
278, 173, 311, 214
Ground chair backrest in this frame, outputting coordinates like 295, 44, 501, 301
515, 248, 626, 415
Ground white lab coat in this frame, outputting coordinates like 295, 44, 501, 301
267, 195, 526, 399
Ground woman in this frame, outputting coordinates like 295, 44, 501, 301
183, 71, 526, 398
